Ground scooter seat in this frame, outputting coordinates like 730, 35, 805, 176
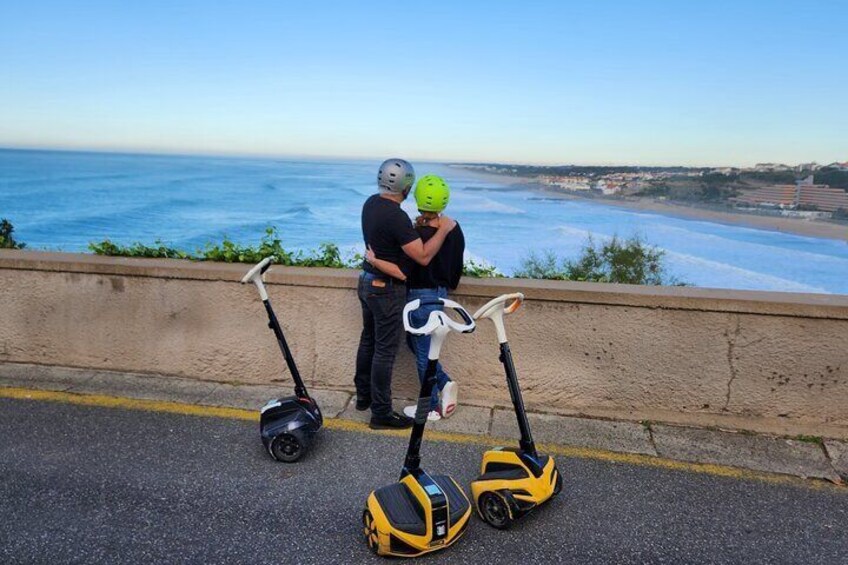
475, 467, 529, 482
374, 483, 426, 536
430, 475, 470, 525
373, 476, 469, 536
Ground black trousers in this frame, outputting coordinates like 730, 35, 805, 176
354, 272, 406, 417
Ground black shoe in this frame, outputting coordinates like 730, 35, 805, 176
369, 411, 413, 430
355, 396, 371, 411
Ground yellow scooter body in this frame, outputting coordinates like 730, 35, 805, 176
364, 471, 472, 557
471, 447, 561, 528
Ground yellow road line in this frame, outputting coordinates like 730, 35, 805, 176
0, 386, 258, 421
1, 386, 842, 491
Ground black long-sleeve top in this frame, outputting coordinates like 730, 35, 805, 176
408, 222, 465, 290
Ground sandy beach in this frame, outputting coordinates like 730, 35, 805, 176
522, 184, 848, 242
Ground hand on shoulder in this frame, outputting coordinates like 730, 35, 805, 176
438, 215, 457, 231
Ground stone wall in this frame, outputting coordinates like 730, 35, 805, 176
2, 250, 846, 438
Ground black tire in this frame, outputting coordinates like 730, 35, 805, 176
362, 509, 379, 554
552, 469, 563, 496
478, 491, 513, 529
270, 431, 307, 463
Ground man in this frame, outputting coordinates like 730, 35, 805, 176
355, 158, 456, 429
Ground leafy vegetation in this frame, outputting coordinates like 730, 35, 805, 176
90, 227, 683, 286
0, 219, 26, 249
462, 259, 504, 278
89, 227, 361, 268
514, 235, 682, 285
88, 240, 191, 259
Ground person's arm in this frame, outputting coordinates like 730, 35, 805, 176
402, 215, 456, 266
365, 246, 407, 281
449, 225, 465, 290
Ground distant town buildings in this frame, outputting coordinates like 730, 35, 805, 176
537, 171, 682, 196
731, 175, 848, 214
454, 160, 847, 218
752, 163, 794, 173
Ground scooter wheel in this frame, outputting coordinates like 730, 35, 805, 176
270, 431, 308, 463
478, 491, 514, 529
552, 469, 563, 496
362, 509, 380, 554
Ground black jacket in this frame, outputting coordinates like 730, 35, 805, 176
408, 223, 465, 290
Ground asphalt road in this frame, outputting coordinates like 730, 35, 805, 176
1, 398, 846, 565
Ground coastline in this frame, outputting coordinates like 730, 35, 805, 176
485, 178, 848, 242
569, 194, 847, 241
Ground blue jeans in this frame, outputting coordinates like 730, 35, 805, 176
407, 287, 452, 411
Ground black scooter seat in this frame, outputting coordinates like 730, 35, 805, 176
374, 475, 469, 536
374, 483, 426, 536
475, 467, 529, 482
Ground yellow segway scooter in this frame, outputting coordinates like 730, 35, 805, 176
363, 298, 476, 557
470, 293, 562, 529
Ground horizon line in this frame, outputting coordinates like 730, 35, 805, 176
0, 143, 841, 170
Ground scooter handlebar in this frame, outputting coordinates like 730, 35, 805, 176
438, 298, 476, 329
241, 257, 274, 301
241, 257, 274, 284
403, 298, 476, 336
473, 292, 524, 321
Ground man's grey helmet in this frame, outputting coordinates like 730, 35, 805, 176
378, 159, 415, 194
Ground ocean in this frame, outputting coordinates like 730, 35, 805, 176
2, 148, 847, 294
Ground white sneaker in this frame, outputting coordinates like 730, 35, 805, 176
403, 405, 442, 421
440, 381, 458, 418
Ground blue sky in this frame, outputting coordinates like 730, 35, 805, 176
1, 1, 845, 166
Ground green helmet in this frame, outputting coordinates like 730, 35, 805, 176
414, 175, 450, 212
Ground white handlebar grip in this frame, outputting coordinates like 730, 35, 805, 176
504, 293, 524, 315
473, 292, 524, 321
403, 299, 422, 333
439, 299, 476, 334
241, 257, 273, 284
472, 292, 523, 344
241, 257, 274, 301
404, 299, 441, 335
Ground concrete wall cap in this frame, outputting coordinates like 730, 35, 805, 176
2, 249, 848, 319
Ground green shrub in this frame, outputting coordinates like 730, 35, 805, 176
513, 250, 568, 280
88, 239, 191, 259
463, 259, 504, 278
0, 219, 26, 249
88, 227, 686, 285
514, 235, 683, 285
89, 227, 360, 268
199, 227, 295, 264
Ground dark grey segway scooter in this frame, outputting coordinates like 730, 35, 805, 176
242, 257, 322, 462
